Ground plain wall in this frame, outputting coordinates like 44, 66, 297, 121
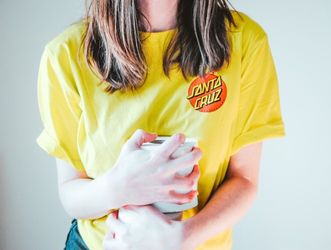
0, 0, 330, 249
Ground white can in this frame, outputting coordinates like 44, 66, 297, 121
141, 135, 199, 213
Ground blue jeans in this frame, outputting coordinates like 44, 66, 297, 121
64, 219, 89, 250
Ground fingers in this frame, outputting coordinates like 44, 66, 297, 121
151, 133, 185, 161
164, 147, 202, 176
170, 142, 196, 159
171, 164, 200, 190
168, 189, 198, 205
124, 205, 172, 224
118, 206, 146, 225
160, 164, 200, 204
103, 238, 129, 250
124, 129, 158, 152
157, 163, 200, 205
176, 164, 200, 182
105, 213, 128, 238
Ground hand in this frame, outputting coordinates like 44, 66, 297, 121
103, 205, 195, 250
106, 129, 202, 207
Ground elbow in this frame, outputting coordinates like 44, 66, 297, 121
240, 177, 259, 201
229, 175, 259, 201
58, 186, 79, 219
57, 181, 88, 219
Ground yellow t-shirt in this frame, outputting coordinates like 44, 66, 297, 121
36, 11, 286, 250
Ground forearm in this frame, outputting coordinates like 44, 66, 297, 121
182, 176, 258, 248
59, 172, 124, 220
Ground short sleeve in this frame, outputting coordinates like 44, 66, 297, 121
230, 31, 286, 156
36, 45, 85, 171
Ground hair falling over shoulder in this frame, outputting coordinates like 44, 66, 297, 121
78, 0, 239, 94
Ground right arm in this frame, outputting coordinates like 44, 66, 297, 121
56, 130, 201, 221
56, 158, 124, 220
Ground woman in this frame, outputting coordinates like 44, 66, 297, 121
35, 0, 286, 249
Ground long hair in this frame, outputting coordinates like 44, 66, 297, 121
79, 0, 238, 94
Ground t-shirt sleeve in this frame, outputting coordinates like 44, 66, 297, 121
35, 45, 85, 171
230, 30, 286, 156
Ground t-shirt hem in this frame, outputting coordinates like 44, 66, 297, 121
77, 219, 233, 250
230, 123, 286, 156
77, 219, 99, 250
36, 129, 85, 172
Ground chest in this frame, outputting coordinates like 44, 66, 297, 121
77, 45, 242, 179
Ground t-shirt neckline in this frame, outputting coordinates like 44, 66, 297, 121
139, 28, 177, 41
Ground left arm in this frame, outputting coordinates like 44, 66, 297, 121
182, 141, 262, 249
103, 142, 262, 250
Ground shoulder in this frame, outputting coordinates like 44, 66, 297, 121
43, 19, 87, 58
228, 10, 268, 47
229, 11, 266, 34
39, 20, 88, 93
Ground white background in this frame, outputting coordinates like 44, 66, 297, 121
0, 0, 330, 249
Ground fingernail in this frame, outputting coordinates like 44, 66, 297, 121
175, 133, 181, 140
112, 210, 119, 219
177, 133, 185, 143
123, 205, 131, 210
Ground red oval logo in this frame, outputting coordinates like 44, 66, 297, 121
186, 73, 227, 112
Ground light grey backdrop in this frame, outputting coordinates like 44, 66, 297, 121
0, 0, 330, 250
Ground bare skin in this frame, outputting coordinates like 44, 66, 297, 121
137, 0, 179, 32
56, 130, 201, 220
57, 1, 263, 249
102, 1, 262, 249
180, 142, 262, 248
103, 142, 262, 250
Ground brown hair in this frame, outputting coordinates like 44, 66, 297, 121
79, 0, 238, 94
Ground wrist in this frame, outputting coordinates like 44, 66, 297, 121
181, 218, 199, 249
96, 167, 126, 210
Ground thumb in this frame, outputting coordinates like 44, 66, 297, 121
124, 129, 158, 152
